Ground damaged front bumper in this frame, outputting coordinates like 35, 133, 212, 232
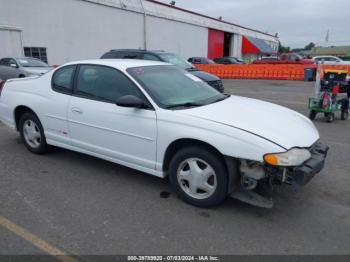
265, 141, 329, 186
290, 142, 329, 185
231, 141, 329, 208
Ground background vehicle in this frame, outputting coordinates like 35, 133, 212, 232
0, 59, 328, 208
214, 56, 244, 64
312, 56, 350, 65
0, 57, 51, 80
188, 57, 216, 64
259, 56, 279, 61
101, 49, 224, 93
253, 53, 314, 64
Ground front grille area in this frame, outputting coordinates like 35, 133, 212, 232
207, 80, 224, 92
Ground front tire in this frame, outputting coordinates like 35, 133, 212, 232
19, 112, 48, 154
168, 147, 228, 208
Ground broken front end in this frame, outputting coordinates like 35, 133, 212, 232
231, 141, 329, 208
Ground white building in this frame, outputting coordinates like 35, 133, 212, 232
0, 0, 279, 65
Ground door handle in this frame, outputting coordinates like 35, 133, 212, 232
71, 107, 83, 114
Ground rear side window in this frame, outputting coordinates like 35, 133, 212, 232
326, 57, 337, 61
52, 65, 76, 94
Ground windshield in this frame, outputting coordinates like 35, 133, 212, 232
17, 58, 49, 67
127, 65, 226, 109
158, 53, 194, 70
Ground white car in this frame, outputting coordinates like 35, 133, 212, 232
312, 56, 350, 65
0, 59, 328, 208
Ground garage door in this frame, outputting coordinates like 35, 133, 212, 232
0, 28, 23, 58
207, 29, 224, 59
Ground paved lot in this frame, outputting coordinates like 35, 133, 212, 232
0, 80, 349, 257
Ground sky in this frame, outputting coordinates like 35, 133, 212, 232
156, 0, 350, 48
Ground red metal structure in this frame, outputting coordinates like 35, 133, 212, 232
242, 35, 260, 54
207, 29, 224, 59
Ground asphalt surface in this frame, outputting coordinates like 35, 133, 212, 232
0, 80, 349, 257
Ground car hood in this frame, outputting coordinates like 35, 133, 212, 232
189, 70, 220, 81
179, 96, 319, 149
24, 67, 52, 75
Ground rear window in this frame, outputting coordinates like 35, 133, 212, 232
101, 52, 121, 59
101, 51, 139, 59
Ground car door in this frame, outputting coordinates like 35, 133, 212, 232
68, 64, 157, 170
46, 65, 76, 145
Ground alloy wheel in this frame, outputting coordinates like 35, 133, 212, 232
23, 120, 41, 148
176, 158, 217, 199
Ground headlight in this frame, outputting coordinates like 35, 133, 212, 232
264, 148, 311, 167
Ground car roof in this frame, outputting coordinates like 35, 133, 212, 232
313, 56, 338, 58
63, 59, 170, 70
109, 49, 169, 54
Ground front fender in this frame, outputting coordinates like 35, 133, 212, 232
156, 111, 285, 170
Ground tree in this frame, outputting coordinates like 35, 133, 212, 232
278, 42, 290, 53
304, 42, 315, 51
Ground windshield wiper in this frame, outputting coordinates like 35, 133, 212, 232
211, 94, 230, 103
165, 102, 203, 109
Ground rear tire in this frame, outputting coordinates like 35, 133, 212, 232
309, 110, 317, 120
168, 146, 228, 208
19, 112, 48, 154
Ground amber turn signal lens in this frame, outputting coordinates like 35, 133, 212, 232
264, 154, 279, 166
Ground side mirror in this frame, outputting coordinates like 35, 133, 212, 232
10, 63, 18, 68
116, 95, 146, 108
